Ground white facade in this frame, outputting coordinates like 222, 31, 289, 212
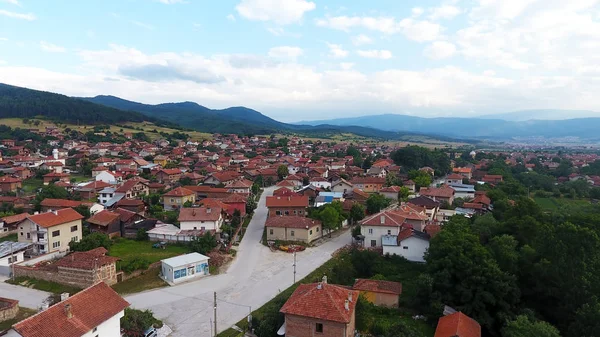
99, 188, 115, 205
179, 216, 223, 232
0, 250, 25, 266
383, 236, 429, 263
362, 225, 401, 248
96, 171, 117, 184
310, 180, 331, 189
80, 310, 125, 337
161, 253, 210, 285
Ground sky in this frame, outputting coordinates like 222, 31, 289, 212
1, 0, 600, 122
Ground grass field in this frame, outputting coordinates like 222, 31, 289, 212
108, 238, 190, 265
0, 233, 18, 243
7, 276, 82, 295
21, 178, 43, 194
0, 307, 37, 332
0, 118, 212, 141
112, 268, 167, 295
534, 197, 591, 210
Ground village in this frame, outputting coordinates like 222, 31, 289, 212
0, 123, 598, 337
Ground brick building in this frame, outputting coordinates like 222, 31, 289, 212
353, 279, 402, 308
0, 176, 22, 193
265, 195, 309, 217
265, 216, 322, 243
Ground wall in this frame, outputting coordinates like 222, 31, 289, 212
383, 236, 428, 263
163, 195, 195, 211
266, 225, 321, 243
360, 291, 398, 308
363, 225, 401, 247
19, 219, 82, 254
0, 298, 19, 322
0, 251, 25, 267
180, 217, 222, 232
81, 310, 124, 337
267, 207, 306, 217
285, 314, 350, 337
14, 262, 118, 288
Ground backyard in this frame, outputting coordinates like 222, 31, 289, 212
108, 238, 190, 265
0, 307, 37, 332
112, 268, 167, 295
7, 276, 82, 295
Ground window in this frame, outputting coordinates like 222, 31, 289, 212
176, 199, 181, 204
20, 232, 23, 237
316, 323, 323, 333
70, 225, 78, 232
26, 233, 30, 239
71, 236, 78, 242
284, 211, 290, 215
170, 198, 175, 203
276, 210, 281, 216
269, 229, 273, 235
293, 210, 297, 214
290, 230, 295, 237
316, 227, 319, 232
52, 241, 60, 248
93, 327, 97, 333
387, 230, 391, 235
310, 230, 313, 235
52, 230, 60, 237
371, 240, 376, 247
368, 228, 373, 234
403, 246, 408, 250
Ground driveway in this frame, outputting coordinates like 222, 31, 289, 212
126, 186, 352, 337
0, 276, 51, 309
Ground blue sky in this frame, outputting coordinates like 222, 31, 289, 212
1, 0, 600, 121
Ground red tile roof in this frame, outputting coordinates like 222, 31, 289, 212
0, 176, 22, 183
114, 208, 137, 222
265, 195, 309, 208
280, 283, 359, 323
13, 282, 129, 337
434, 312, 481, 337
380, 186, 401, 193
424, 224, 442, 237
361, 210, 405, 227
447, 173, 465, 180
163, 187, 195, 197
353, 279, 402, 295
54, 247, 119, 270
265, 216, 321, 229
87, 210, 121, 227
115, 199, 145, 207
40, 199, 83, 208
178, 206, 222, 222
0, 212, 28, 225
27, 209, 84, 228
420, 186, 455, 199
273, 187, 297, 196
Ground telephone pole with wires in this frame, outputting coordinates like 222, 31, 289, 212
293, 251, 297, 283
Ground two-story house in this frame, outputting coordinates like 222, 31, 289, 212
87, 210, 122, 238
265, 195, 309, 217
12, 282, 129, 337
18, 208, 84, 254
265, 216, 322, 243
114, 179, 149, 199
280, 276, 359, 337
163, 187, 196, 211
156, 168, 183, 184
178, 206, 224, 232
0, 176, 22, 193
351, 177, 385, 193
360, 210, 406, 247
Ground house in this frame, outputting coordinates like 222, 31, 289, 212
403, 180, 416, 193
42, 172, 70, 185
75, 181, 112, 200
351, 177, 385, 193
449, 184, 475, 199
156, 168, 182, 184
482, 174, 503, 184
265, 216, 322, 243
0, 176, 22, 193
360, 210, 406, 247
309, 177, 331, 189
407, 196, 440, 221
40, 199, 102, 213
0, 241, 31, 272
204, 171, 242, 186
178, 206, 224, 232
40, 161, 64, 173
161, 252, 210, 285
226, 178, 253, 194
280, 277, 359, 337
163, 187, 196, 211
18, 208, 84, 254
353, 279, 402, 308
434, 312, 481, 337
114, 179, 149, 199
366, 166, 387, 178
446, 173, 465, 185
0, 213, 29, 232
453, 167, 473, 179
351, 188, 370, 205
419, 186, 455, 205
380, 186, 401, 201
98, 187, 116, 205
331, 179, 354, 194
113, 199, 145, 214
86, 210, 122, 238
382, 227, 431, 263
265, 195, 309, 217
95, 170, 118, 184
11, 282, 129, 337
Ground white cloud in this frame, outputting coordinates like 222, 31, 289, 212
340, 62, 354, 70
428, 5, 461, 20
40, 41, 66, 53
267, 27, 284, 36
357, 49, 393, 59
411, 7, 424, 17
352, 34, 372, 46
0, 9, 35, 20
327, 43, 348, 58
236, 0, 316, 25
0, 37, 8, 41
423, 41, 456, 60
0, 60, 6, 65
268, 46, 303, 61
227, 14, 236, 21
2, 0, 20, 6
157, 0, 187, 3
131, 20, 154, 30
315, 15, 442, 41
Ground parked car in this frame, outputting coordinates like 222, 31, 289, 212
152, 241, 167, 249
144, 327, 157, 337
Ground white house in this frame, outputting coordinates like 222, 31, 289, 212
11, 282, 129, 337
161, 252, 210, 285
96, 171, 118, 184
382, 229, 430, 263
309, 177, 331, 189
360, 211, 405, 248
98, 187, 116, 206
331, 179, 354, 194
178, 206, 224, 232
0, 241, 30, 276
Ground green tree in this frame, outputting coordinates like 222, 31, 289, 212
136, 228, 149, 241
69, 232, 112, 251
319, 206, 341, 237
365, 193, 391, 214
73, 205, 91, 219
277, 165, 289, 180
34, 184, 68, 211
121, 308, 163, 337
408, 170, 432, 190
189, 232, 217, 254
349, 203, 366, 224
398, 186, 411, 202
502, 315, 561, 337
569, 299, 600, 337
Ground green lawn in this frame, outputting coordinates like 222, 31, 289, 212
112, 268, 167, 295
7, 277, 82, 295
0, 233, 18, 242
69, 174, 91, 183
108, 238, 190, 265
534, 197, 590, 210
0, 307, 37, 332
21, 178, 43, 194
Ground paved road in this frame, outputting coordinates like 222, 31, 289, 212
126, 187, 352, 337
0, 276, 51, 309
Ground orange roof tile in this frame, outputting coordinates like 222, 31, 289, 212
434, 312, 481, 337
265, 216, 321, 229
280, 283, 359, 323
87, 210, 121, 227
265, 195, 309, 208
353, 279, 402, 295
163, 187, 195, 197
27, 209, 84, 228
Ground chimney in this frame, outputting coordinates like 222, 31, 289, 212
61, 293, 70, 301
380, 215, 385, 224
344, 300, 349, 311
348, 292, 353, 302
322, 275, 327, 284
317, 282, 322, 290
192, 209, 196, 216
206, 207, 211, 214
64, 303, 73, 318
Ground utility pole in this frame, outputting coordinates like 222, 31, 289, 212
10, 242, 14, 281
214, 292, 217, 337
293, 251, 297, 283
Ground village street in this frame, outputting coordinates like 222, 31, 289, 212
125, 186, 352, 337
0, 276, 50, 309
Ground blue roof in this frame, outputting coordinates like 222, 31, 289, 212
319, 192, 343, 198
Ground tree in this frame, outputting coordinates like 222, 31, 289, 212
121, 308, 163, 337
179, 176, 193, 186
255, 175, 264, 187
502, 315, 561, 337
351, 225, 362, 238
136, 228, 149, 241
385, 172, 400, 187
569, 299, 600, 337
398, 186, 411, 202
73, 205, 91, 219
277, 165, 289, 180
349, 203, 366, 224
319, 206, 341, 237
425, 218, 520, 333
183, 200, 193, 207
408, 170, 433, 190
34, 184, 68, 211
189, 232, 217, 254
366, 193, 391, 214
69, 232, 112, 251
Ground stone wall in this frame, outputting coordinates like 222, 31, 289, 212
0, 297, 19, 322
14, 262, 119, 288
